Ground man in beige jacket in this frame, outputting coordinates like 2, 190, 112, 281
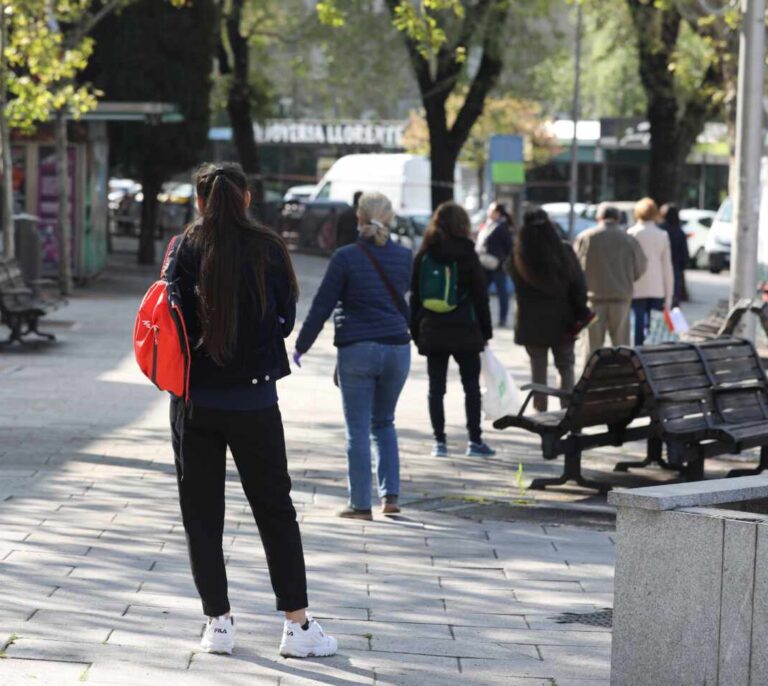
574, 203, 647, 355
628, 197, 675, 345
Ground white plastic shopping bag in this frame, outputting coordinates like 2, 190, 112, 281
645, 309, 677, 345
668, 307, 689, 334
481, 348, 523, 421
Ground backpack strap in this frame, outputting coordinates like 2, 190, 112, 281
357, 242, 408, 320
161, 234, 184, 281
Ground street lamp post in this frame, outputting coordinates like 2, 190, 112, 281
730, 0, 766, 339
568, 3, 583, 241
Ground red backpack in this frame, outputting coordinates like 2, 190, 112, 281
133, 236, 191, 401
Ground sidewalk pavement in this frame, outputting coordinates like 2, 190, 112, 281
0, 252, 731, 685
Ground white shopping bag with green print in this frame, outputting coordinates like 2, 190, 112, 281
481, 348, 522, 421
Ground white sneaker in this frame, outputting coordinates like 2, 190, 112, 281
279, 616, 338, 658
200, 615, 235, 655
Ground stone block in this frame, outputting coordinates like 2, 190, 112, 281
750, 522, 768, 684
718, 518, 756, 686
611, 508, 722, 685
608, 474, 768, 511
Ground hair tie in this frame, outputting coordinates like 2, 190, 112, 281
212, 169, 226, 179
369, 219, 385, 229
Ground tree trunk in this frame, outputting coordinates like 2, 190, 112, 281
55, 110, 73, 295
138, 174, 161, 265
223, 0, 263, 200
0, 6, 14, 259
429, 134, 458, 209
646, 99, 683, 206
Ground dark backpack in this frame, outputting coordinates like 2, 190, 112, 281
419, 253, 458, 313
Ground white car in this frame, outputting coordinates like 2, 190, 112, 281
680, 208, 716, 269
705, 198, 733, 273
541, 203, 594, 239
283, 184, 317, 202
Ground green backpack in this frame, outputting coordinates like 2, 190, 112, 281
419, 253, 459, 313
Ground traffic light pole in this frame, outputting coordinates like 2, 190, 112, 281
730, 0, 766, 339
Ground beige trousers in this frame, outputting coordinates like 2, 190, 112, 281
587, 299, 632, 356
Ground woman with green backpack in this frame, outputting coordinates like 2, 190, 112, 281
410, 202, 494, 458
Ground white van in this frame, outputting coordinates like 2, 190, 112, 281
309, 153, 451, 214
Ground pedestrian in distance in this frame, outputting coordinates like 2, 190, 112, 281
574, 202, 647, 355
410, 201, 495, 458
510, 208, 590, 412
294, 192, 411, 521
659, 203, 689, 307
336, 190, 363, 248
171, 163, 337, 658
476, 201, 514, 327
628, 197, 675, 345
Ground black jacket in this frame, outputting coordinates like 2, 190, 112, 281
510, 246, 588, 347
174, 226, 296, 389
484, 218, 514, 263
410, 236, 492, 355
660, 220, 690, 272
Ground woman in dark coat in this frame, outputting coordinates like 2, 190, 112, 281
410, 202, 494, 458
659, 203, 689, 307
477, 201, 514, 327
510, 208, 589, 412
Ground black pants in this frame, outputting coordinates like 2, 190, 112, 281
426, 353, 482, 444
170, 400, 308, 617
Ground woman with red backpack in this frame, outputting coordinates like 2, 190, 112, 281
170, 162, 337, 658
410, 202, 494, 458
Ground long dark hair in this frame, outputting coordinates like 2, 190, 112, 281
186, 162, 298, 365
660, 203, 681, 229
514, 208, 575, 294
422, 201, 471, 249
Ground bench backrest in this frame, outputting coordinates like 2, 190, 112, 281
699, 338, 768, 425
0, 260, 18, 292
630, 342, 714, 438
564, 348, 646, 431
628, 338, 766, 438
0, 259, 28, 291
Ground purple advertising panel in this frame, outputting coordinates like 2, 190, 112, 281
37, 146, 77, 269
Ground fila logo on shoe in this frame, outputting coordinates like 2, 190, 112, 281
214, 628, 228, 634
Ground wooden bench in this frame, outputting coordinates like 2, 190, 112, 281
493, 348, 654, 493
0, 259, 63, 345
625, 337, 768, 479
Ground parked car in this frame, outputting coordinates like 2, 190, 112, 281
583, 201, 634, 229
391, 211, 431, 251
680, 208, 716, 269
541, 202, 593, 239
706, 197, 733, 273
283, 184, 317, 202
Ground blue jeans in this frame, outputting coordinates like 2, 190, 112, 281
486, 269, 510, 325
632, 298, 665, 346
337, 342, 411, 510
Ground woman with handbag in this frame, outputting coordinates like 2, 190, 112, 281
411, 202, 495, 458
510, 208, 590, 412
476, 201, 514, 327
294, 192, 412, 520
172, 163, 337, 658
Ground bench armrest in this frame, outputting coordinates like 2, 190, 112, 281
516, 384, 572, 417
520, 383, 572, 400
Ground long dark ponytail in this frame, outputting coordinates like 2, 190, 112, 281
514, 208, 575, 294
186, 162, 298, 365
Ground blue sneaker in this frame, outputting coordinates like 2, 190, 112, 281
467, 442, 496, 457
431, 442, 448, 457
